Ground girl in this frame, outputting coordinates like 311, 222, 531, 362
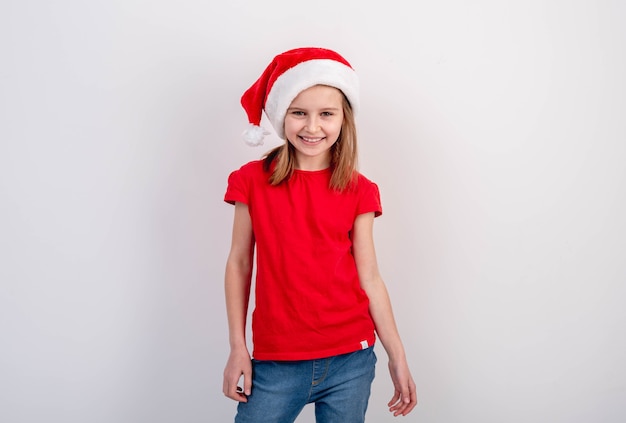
222, 47, 417, 422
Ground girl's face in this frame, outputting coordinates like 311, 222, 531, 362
284, 85, 344, 170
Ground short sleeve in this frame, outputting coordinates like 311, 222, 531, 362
356, 177, 383, 217
224, 168, 249, 205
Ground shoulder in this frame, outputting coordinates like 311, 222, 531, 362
225, 159, 269, 204
352, 171, 380, 193
355, 171, 376, 185
232, 159, 266, 176
228, 159, 270, 182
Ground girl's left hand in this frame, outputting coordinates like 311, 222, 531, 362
387, 358, 418, 416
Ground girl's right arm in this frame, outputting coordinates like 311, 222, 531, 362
222, 201, 255, 402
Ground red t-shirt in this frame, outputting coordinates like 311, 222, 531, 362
224, 160, 382, 360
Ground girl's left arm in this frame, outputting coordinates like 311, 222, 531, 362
352, 212, 418, 417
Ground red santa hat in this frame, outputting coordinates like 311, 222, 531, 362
240, 47, 360, 146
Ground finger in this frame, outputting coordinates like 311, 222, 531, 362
243, 367, 253, 396
389, 385, 412, 416
387, 389, 400, 408
396, 384, 418, 416
226, 387, 248, 402
392, 396, 411, 417
401, 383, 418, 415
391, 399, 406, 416
222, 374, 234, 398
223, 375, 248, 402
388, 390, 405, 414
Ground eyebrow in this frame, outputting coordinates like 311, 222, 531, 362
287, 106, 341, 111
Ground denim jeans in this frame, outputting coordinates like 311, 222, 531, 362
235, 346, 377, 423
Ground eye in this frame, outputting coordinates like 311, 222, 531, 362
290, 110, 305, 116
321, 111, 334, 117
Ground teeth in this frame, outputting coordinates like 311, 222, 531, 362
302, 136, 322, 142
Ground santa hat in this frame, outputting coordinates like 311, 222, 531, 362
240, 47, 360, 146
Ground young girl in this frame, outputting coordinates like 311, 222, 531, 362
222, 47, 417, 422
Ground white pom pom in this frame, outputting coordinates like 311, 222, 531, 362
242, 124, 270, 146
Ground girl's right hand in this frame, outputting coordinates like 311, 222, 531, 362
222, 348, 252, 402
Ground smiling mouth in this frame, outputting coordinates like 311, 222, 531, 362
300, 136, 324, 144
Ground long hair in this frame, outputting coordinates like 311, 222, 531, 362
263, 93, 358, 191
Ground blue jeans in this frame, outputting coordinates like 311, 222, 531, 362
235, 346, 377, 423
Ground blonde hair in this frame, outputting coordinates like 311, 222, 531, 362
263, 93, 358, 191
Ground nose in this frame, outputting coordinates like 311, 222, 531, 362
305, 115, 320, 132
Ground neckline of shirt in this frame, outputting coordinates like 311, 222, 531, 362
293, 167, 331, 175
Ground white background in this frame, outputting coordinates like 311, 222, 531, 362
1, 0, 625, 422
